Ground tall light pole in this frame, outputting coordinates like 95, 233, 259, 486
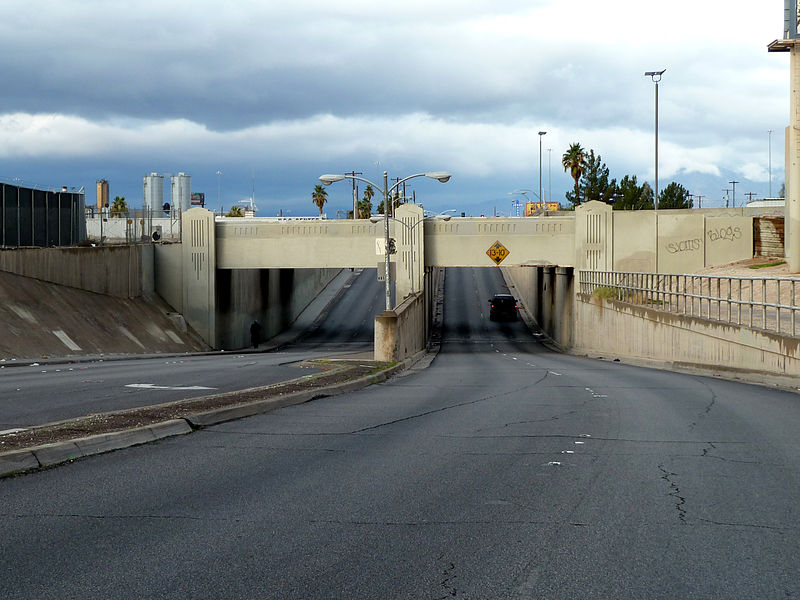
768, 129, 773, 198
320, 170, 451, 310
538, 131, 547, 206
645, 69, 666, 210
216, 170, 222, 214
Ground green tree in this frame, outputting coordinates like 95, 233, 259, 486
226, 205, 244, 217
613, 175, 654, 210
312, 184, 328, 216
109, 196, 128, 218
658, 181, 692, 209
579, 150, 616, 203
562, 143, 587, 206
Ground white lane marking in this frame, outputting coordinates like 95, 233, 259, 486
546, 461, 562, 466
561, 450, 575, 454
574, 441, 585, 445
125, 383, 217, 391
580, 434, 592, 438
549, 371, 562, 376
0, 428, 26, 435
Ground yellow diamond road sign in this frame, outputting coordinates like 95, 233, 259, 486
486, 240, 510, 265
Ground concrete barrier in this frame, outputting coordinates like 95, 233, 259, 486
573, 292, 800, 383
374, 292, 426, 362
0, 245, 144, 299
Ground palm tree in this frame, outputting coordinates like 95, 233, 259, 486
312, 184, 328, 216
109, 196, 128, 218
562, 143, 587, 205
226, 205, 244, 217
360, 184, 375, 218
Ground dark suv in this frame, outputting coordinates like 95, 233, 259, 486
488, 294, 518, 321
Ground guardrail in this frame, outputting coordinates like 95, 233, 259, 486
579, 270, 800, 338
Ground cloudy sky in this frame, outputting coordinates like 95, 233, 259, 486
0, 0, 790, 216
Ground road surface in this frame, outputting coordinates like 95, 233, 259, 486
1, 267, 798, 598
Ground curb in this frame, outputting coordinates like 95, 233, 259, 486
0, 360, 409, 478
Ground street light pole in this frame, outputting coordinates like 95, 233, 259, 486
768, 129, 773, 198
319, 170, 451, 311
216, 170, 222, 214
538, 131, 547, 206
382, 171, 390, 310
645, 69, 666, 210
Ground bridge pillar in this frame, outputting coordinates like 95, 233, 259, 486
555, 266, 574, 348
394, 203, 425, 302
182, 208, 217, 347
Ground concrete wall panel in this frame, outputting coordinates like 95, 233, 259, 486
613, 211, 656, 272
0, 245, 142, 298
705, 216, 754, 266
657, 213, 705, 273
154, 243, 183, 311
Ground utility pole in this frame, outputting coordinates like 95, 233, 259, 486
729, 180, 739, 207
696, 194, 705, 208
723, 188, 731, 208
391, 176, 402, 216
345, 171, 362, 218
745, 192, 757, 203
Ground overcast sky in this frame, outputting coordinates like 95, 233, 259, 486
0, 1, 790, 216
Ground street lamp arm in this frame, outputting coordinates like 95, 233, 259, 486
321, 172, 451, 193
369, 213, 451, 229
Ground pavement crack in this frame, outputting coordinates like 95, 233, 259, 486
658, 463, 687, 524
689, 379, 718, 431
436, 555, 459, 599
698, 518, 797, 533
351, 374, 549, 434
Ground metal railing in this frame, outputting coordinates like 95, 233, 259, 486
580, 270, 800, 338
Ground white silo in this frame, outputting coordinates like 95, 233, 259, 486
171, 172, 191, 213
143, 173, 165, 212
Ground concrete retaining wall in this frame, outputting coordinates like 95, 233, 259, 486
0, 245, 145, 299
502, 265, 574, 350
573, 293, 800, 381
215, 268, 340, 350
374, 292, 426, 362
154, 243, 183, 312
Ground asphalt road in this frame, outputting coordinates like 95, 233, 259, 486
0, 268, 382, 430
1, 267, 799, 598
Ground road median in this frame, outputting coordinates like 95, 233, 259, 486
0, 358, 404, 478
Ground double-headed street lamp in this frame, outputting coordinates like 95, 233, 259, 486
319, 170, 451, 310
645, 69, 666, 210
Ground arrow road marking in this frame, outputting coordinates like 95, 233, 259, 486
125, 383, 217, 391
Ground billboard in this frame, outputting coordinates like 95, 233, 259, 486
191, 192, 205, 207
525, 202, 561, 216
